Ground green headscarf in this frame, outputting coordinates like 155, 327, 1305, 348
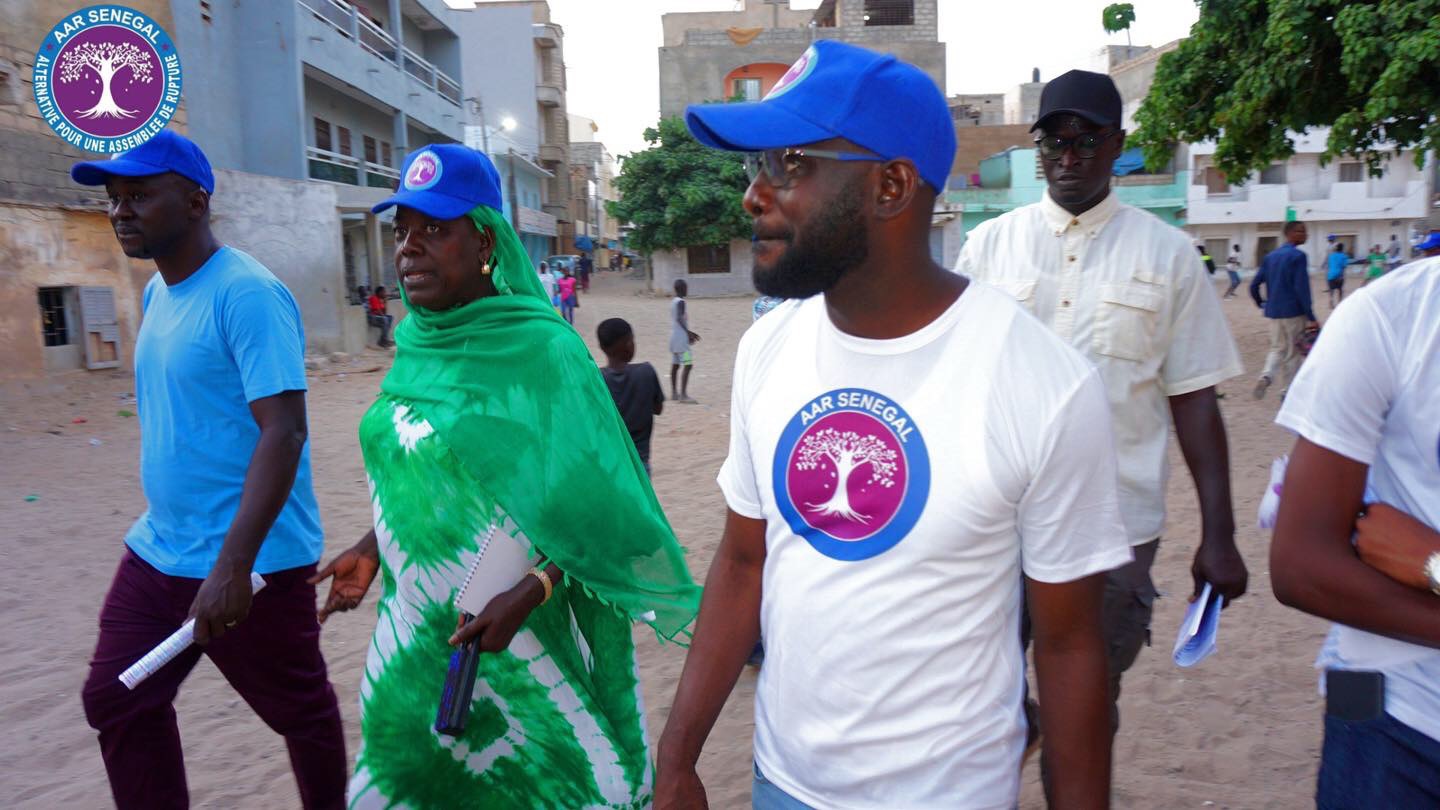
380, 205, 700, 641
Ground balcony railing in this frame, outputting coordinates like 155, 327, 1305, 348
298, 0, 459, 107
307, 146, 400, 188
401, 45, 461, 106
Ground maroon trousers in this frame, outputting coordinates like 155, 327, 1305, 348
82, 550, 346, 809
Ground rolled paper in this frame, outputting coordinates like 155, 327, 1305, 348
118, 571, 267, 689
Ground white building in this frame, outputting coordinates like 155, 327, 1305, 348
1186, 129, 1432, 268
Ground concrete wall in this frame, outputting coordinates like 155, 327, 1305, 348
651, 239, 756, 298
659, 1, 944, 117
662, 0, 816, 47
0, 206, 152, 379
209, 169, 352, 354
951, 124, 1034, 182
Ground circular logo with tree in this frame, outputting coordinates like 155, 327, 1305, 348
33, 6, 181, 153
772, 388, 929, 561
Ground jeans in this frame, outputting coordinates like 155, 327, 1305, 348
366, 312, 393, 345
81, 551, 347, 809
752, 762, 816, 810
1317, 712, 1440, 808
1225, 270, 1241, 296
561, 296, 576, 324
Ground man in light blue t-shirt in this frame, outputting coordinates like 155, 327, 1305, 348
71, 131, 345, 809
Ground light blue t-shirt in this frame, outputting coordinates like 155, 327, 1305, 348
1326, 251, 1351, 281
125, 247, 324, 578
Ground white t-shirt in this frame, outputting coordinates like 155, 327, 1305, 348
718, 282, 1132, 809
957, 193, 1244, 544
1275, 257, 1440, 743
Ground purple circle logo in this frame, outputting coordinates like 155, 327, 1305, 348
404, 151, 443, 190
772, 389, 930, 561
33, 6, 181, 153
764, 45, 817, 100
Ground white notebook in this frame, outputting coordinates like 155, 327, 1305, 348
455, 522, 535, 616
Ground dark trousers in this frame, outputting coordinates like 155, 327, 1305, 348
1318, 712, 1440, 808
1021, 538, 1158, 733
81, 550, 346, 810
367, 312, 393, 345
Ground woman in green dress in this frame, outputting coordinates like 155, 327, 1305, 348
310, 144, 700, 809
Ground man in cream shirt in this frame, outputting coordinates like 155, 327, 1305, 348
956, 69, 1249, 740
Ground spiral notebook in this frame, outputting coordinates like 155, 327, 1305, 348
455, 522, 534, 616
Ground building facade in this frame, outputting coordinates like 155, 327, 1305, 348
452, 0, 569, 265
1, 0, 181, 379
659, 0, 945, 117
1186, 130, 1433, 269
567, 114, 620, 265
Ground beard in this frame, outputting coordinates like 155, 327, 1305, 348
751, 176, 869, 299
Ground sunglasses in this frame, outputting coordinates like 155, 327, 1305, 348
1034, 130, 1122, 161
743, 147, 886, 189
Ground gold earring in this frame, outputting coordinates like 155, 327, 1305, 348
481, 259, 492, 275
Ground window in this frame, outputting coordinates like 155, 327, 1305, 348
364, 135, 377, 164
863, 0, 914, 26
1339, 162, 1363, 182
337, 126, 353, 157
1205, 166, 1229, 195
733, 77, 762, 101
313, 117, 332, 151
1259, 163, 1286, 184
38, 287, 70, 347
381, 141, 393, 167
687, 244, 731, 274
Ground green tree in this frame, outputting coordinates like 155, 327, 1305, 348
606, 116, 750, 255
1102, 3, 1136, 46
1133, 0, 1440, 180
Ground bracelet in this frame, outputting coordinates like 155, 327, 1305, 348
528, 566, 553, 605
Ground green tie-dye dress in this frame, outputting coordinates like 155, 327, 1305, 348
347, 395, 654, 809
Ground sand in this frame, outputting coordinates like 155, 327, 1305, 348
0, 270, 1329, 808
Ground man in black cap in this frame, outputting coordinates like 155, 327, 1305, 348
957, 69, 1249, 743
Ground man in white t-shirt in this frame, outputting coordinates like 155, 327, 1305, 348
1270, 257, 1440, 807
654, 41, 1132, 810
956, 70, 1248, 741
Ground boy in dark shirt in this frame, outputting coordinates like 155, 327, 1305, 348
597, 318, 665, 473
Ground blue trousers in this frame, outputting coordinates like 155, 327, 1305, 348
752, 762, 816, 810
1317, 712, 1440, 808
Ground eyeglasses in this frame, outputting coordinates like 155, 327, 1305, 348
1034, 130, 1122, 161
743, 147, 886, 189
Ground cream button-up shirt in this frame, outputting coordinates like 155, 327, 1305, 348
956, 191, 1244, 544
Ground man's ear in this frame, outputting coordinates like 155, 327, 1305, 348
874, 159, 921, 221
189, 188, 211, 221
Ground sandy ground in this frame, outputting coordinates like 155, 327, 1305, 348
1, 270, 1332, 809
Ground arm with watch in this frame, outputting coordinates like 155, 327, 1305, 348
1271, 439, 1440, 652
1356, 502, 1440, 599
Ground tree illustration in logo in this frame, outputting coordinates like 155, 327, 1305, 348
58, 41, 154, 120
795, 428, 898, 524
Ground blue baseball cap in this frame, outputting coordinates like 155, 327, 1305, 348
372, 144, 503, 219
1417, 231, 1440, 252
685, 40, 955, 194
71, 130, 216, 194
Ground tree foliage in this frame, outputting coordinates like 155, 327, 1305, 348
1102, 3, 1136, 35
1133, 0, 1440, 181
606, 117, 750, 254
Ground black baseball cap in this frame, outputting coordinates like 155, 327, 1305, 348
1032, 70, 1123, 132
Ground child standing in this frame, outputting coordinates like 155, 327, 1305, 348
558, 268, 577, 324
668, 279, 699, 402
596, 318, 665, 474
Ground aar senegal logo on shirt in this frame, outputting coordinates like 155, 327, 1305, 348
33, 6, 182, 153
772, 388, 930, 561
